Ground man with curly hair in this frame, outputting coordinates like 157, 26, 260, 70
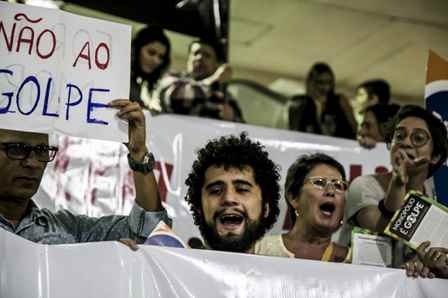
185, 133, 281, 253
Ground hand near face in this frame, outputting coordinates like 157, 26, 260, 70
109, 100, 147, 159
392, 149, 410, 185
392, 149, 430, 185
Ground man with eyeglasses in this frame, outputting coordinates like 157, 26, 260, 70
0, 99, 170, 245
184, 133, 281, 253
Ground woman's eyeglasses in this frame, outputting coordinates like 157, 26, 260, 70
305, 176, 348, 193
392, 127, 431, 148
0, 143, 58, 162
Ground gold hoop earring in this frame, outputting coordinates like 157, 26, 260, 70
295, 209, 299, 217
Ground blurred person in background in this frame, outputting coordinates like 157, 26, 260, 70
255, 153, 350, 263
159, 39, 244, 122
289, 62, 357, 139
130, 26, 171, 114
357, 103, 400, 149
352, 79, 392, 125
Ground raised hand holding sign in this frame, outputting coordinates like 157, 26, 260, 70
0, 2, 131, 142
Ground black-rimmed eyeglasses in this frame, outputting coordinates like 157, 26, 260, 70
392, 127, 431, 148
0, 143, 58, 162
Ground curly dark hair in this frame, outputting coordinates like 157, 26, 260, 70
384, 105, 448, 177
284, 153, 346, 226
185, 132, 281, 241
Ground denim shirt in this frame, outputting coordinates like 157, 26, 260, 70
0, 200, 172, 244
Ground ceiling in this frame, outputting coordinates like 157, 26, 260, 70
61, 0, 448, 105
228, 0, 448, 104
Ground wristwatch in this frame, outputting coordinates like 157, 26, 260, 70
127, 152, 155, 174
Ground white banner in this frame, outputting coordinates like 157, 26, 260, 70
0, 2, 131, 142
36, 114, 391, 243
1, 228, 446, 298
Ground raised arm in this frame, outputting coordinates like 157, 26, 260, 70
54, 100, 169, 244
109, 99, 162, 211
346, 175, 392, 233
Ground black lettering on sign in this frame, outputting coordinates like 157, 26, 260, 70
389, 193, 431, 241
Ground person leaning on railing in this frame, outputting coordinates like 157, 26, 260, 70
288, 62, 357, 139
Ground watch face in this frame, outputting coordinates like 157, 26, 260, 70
143, 152, 155, 172
128, 152, 155, 173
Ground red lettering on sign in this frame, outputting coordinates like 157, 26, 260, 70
94, 42, 110, 70
73, 41, 91, 69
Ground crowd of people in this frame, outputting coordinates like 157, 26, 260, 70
2, 24, 448, 284
129, 26, 406, 150
130, 26, 243, 122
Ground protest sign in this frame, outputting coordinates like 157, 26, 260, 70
0, 2, 131, 142
35, 114, 391, 244
351, 227, 393, 267
385, 191, 448, 249
425, 50, 448, 206
1, 228, 447, 298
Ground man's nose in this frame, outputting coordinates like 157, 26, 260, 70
221, 188, 238, 205
20, 152, 43, 168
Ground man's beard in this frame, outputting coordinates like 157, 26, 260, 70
200, 217, 265, 253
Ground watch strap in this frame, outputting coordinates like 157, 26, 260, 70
127, 152, 155, 174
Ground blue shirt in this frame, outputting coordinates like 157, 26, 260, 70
0, 200, 171, 244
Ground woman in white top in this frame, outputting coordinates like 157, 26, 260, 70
255, 153, 349, 263
342, 105, 448, 268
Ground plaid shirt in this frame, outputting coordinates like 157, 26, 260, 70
157, 72, 244, 122
0, 200, 171, 244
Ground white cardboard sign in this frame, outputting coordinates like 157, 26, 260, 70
0, 2, 131, 142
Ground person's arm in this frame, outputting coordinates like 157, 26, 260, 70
356, 151, 412, 232
355, 206, 391, 232
52, 100, 170, 243
354, 177, 405, 233
200, 63, 232, 86
346, 176, 392, 233
108, 99, 162, 212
